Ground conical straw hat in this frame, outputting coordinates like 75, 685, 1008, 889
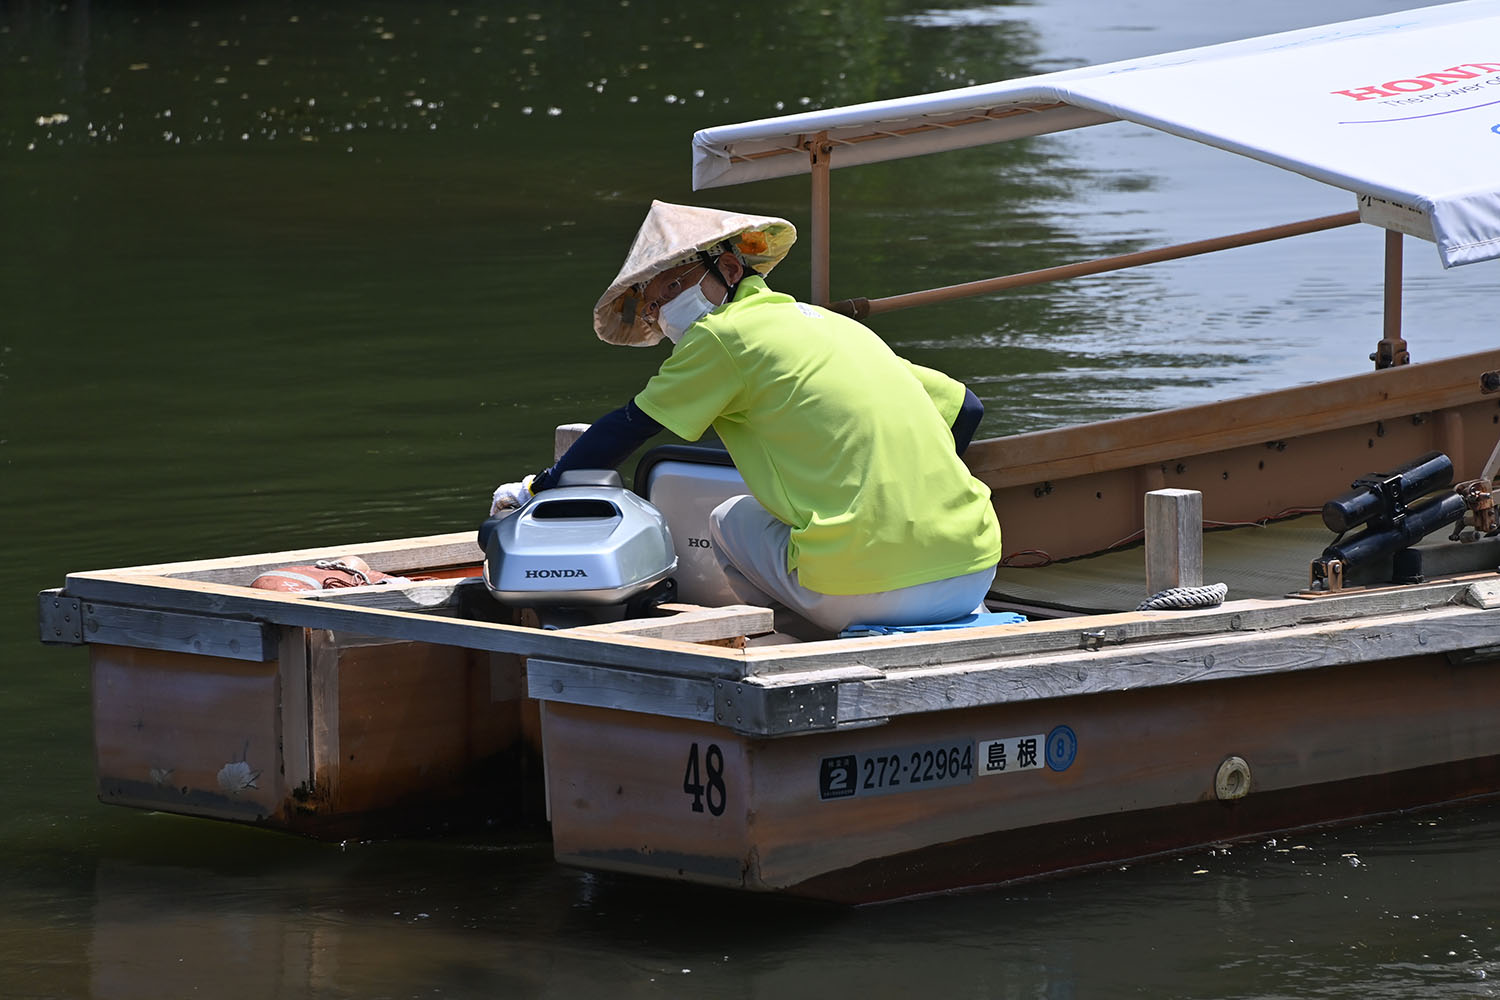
593, 200, 797, 346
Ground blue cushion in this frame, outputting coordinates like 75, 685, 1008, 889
839, 611, 1027, 638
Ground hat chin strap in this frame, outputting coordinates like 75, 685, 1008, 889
700, 247, 747, 295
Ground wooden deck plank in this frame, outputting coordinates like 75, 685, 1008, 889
569, 604, 774, 643
523, 601, 1500, 734
1466, 579, 1500, 609
63, 570, 751, 677
831, 603, 1500, 724
735, 580, 1479, 672
87, 531, 483, 585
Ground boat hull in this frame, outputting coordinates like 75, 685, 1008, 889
90, 629, 545, 838
543, 650, 1500, 902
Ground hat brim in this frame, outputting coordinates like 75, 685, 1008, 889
593, 200, 797, 346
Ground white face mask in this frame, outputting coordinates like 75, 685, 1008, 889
657, 280, 717, 343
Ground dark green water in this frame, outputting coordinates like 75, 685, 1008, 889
4, 1, 1500, 996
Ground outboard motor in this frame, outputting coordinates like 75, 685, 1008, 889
1310, 450, 1468, 591
478, 470, 677, 616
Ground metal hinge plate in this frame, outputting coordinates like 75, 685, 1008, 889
38, 590, 83, 645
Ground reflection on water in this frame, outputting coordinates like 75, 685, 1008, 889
5, 0, 1500, 997
1, 805, 1496, 998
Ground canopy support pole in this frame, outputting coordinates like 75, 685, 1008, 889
806, 132, 831, 305
1373, 229, 1409, 370
829, 211, 1360, 319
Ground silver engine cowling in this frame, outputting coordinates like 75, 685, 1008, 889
480, 470, 677, 607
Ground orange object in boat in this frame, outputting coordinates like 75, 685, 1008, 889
250, 556, 395, 592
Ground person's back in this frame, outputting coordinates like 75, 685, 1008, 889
636, 275, 1001, 596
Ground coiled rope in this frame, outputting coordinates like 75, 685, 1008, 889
1136, 582, 1228, 611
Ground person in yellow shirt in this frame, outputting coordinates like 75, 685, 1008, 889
491, 201, 1002, 634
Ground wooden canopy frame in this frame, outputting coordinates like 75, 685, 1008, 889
799, 138, 1413, 369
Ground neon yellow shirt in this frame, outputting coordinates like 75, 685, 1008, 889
634, 276, 1002, 595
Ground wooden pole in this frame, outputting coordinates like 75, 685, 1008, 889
1145, 489, 1203, 597
808, 132, 831, 306
555, 423, 590, 460
830, 211, 1361, 319
1374, 229, 1409, 369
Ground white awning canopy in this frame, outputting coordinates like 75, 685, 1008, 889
692, 1, 1500, 267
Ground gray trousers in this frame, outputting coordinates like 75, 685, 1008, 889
708, 495, 995, 635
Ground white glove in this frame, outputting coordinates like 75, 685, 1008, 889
489, 474, 536, 516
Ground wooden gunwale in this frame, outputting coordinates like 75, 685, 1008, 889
90, 532, 485, 585
61, 570, 751, 679
818, 600, 1500, 723
525, 590, 1500, 735
62, 566, 1493, 676
60, 556, 1500, 739
967, 347, 1500, 488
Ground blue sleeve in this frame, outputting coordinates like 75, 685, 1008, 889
951, 388, 982, 456
531, 399, 664, 491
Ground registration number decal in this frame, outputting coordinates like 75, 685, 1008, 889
818, 726, 1078, 800
818, 741, 974, 800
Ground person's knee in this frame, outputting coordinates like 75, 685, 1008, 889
708, 494, 745, 537
708, 494, 760, 550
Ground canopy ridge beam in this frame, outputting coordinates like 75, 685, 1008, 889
727, 103, 1073, 164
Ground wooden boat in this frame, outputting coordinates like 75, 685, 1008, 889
38, 3, 1500, 902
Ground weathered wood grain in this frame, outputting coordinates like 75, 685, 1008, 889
525, 602, 1500, 734
569, 604, 774, 643
92, 532, 483, 586
307, 630, 522, 816
829, 603, 1500, 724
277, 626, 312, 801
63, 570, 750, 677
527, 658, 717, 722
62, 564, 1497, 685
554, 423, 590, 459
91, 645, 285, 821
737, 581, 1479, 674
79, 602, 277, 662
1145, 488, 1202, 595
1467, 579, 1500, 609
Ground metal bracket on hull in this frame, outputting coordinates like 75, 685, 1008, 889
35, 589, 277, 662
715, 678, 837, 736
38, 589, 82, 645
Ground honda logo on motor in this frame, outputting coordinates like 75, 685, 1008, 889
525, 568, 589, 578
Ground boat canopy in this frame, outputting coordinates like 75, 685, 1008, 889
691, 1, 1500, 268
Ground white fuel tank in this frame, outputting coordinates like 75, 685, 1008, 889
635, 446, 748, 607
